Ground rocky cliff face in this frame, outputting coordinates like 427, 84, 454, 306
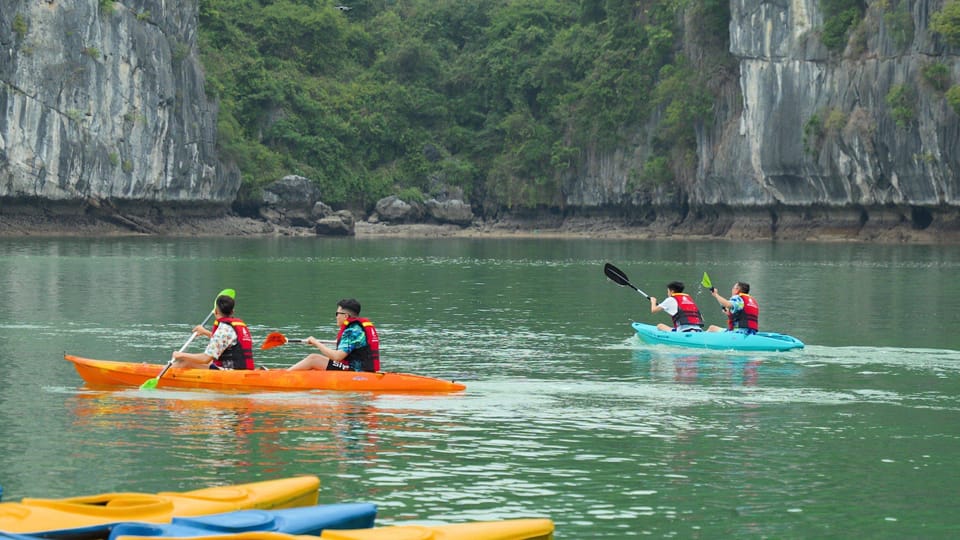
572, 0, 960, 237
1, 0, 957, 240
706, 0, 960, 205
0, 0, 235, 210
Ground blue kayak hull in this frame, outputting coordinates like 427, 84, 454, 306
106, 504, 377, 540
632, 322, 804, 352
1, 505, 378, 540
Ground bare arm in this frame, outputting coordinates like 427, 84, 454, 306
305, 336, 348, 362
712, 289, 732, 309
171, 351, 214, 368
193, 325, 212, 338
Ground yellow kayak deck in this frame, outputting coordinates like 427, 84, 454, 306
0, 476, 319, 534
116, 519, 555, 540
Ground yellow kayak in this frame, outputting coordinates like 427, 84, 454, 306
115, 519, 555, 540
0, 476, 320, 536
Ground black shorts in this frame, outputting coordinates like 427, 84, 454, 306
326, 359, 352, 371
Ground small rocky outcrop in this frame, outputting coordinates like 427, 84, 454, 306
373, 190, 475, 227
373, 195, 425, 223
314, 210, 355, 236
259, 175, 354, 235
425, 198, 474, 226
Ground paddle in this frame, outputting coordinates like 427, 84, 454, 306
603, 262, 650, 298
702, 272, 729, 316
260, 331, 333, 350
140, 288, 236, 390
701, 271, 715, 292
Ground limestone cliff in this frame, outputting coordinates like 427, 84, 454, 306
708, 0, 959, 205
1, 0, 958, 240
0, 0, 235, 211
572, 0, 960, 238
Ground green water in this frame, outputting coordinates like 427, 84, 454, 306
0, 237, 958, 538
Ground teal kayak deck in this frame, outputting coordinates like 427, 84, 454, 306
632, 322, 804, 352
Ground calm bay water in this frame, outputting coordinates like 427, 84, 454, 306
1, 237, 959, 538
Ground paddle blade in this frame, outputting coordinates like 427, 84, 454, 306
604, 263, 631, 287
260, 331, 289, 350
140, 377, 159, 390
701, 272, 712, 289
214, 288, 236, 310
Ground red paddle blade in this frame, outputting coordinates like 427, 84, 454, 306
260, 331, 288, 350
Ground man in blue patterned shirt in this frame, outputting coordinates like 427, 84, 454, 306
287, 298, 379, 372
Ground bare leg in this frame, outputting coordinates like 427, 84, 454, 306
656, 323, 673, 331
707, 325, 724, 332
287, 353, 331, 371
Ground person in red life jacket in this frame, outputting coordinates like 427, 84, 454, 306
287, 298, 380, 372
171, 294, 255, 370
649, 281, 704, 332
706, 281, 759, 334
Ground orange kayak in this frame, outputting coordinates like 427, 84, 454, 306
0, 476, 320, 535
64, 355, 466, 393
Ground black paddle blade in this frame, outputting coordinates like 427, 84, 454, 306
604, 263, 631, 287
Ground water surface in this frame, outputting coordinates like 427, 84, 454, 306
0, 237, 957, 537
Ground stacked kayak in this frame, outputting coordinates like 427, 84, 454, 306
0, 476, 320, 538
106, 504, 377, 539
64, 355, 466, 393
631, 322, 804, 352
2, 518, 554, 540
113, 519, 555, 540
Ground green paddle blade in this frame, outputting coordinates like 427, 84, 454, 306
701, 272, 712, 289
215, 288, 236, 310
143, 289, 233, 391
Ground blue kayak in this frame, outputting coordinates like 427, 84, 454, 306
632, 322, 804, 352
106, 504, 377, 540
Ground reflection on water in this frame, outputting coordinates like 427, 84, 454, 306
631, 348, 802, 387
63, 389, 430, 495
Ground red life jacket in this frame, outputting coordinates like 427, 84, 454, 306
728, 293, 759, 332
211, 317, 255, 370
671, 293, 704, 328
336, 317, 380, 372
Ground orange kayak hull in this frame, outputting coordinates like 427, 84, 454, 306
64, 355, 466, 393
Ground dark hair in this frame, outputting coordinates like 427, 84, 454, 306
667, 281, 685, 293
216, 295, 235, 316
737, 282, 750, 294
337, 298, 361, 316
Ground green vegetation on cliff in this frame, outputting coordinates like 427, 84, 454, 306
820, 0, 866, 52
931, 0, 960, 46
198, 0, 728, 212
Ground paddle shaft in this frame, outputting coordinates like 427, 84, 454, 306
289, 338, 336, 345
603, 263, 650, 298
154, 310, 216, 381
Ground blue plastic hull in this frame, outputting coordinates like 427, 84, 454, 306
107, 504, 377, 540
632, 322, 804, 352
0, 504, 376, 540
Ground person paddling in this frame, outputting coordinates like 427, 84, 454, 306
650, 281, 704, 332
287, 298, 380, 372
171, 294, 255, 369
706, 281, 759, 334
